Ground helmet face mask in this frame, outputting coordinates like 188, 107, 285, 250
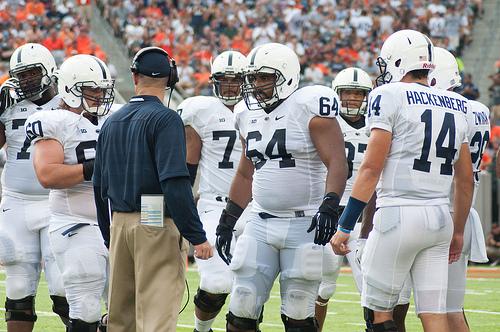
242, 68, 284, 110
72, 82, 115, 116
375, 57, 392, 87
210, 50, 246, 106
58, 55, 115, 116
242, 43, 300, 111
338, 88, 370, 117
212, 73, 243, 106
332, 67, 373, 117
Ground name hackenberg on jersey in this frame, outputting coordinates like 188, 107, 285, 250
0, 96, 61, 197
25, 109, 108, 230
338, 115, 369, 206
178, 96, 243, 198
235, 85, 341, 217
367, 82, 469, 207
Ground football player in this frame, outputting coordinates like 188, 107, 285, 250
0, 43, 69, 332
429, 47, 489, 332
215, 43, 347, 332
315, 67, 374, 331
177, 50, 247, 332
27, 54, 114, 332
331, 30, 474, 332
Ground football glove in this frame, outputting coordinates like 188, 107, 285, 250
215, 199, 243, 265
308, 192, 340, 245
0, 78, 19, 115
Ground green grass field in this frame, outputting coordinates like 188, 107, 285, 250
0, 267, 499, 331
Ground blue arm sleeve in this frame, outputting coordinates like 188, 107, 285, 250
338, 197, 367, 231
161, 177, 207, 245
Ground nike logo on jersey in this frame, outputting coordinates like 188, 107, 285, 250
67, 232, 77, 237
203, 210, 214, 214
275, 115, 285, 121
2, 208, 10, 212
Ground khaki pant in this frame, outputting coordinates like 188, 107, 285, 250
108, 212, 187, 332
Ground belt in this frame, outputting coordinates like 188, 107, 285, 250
61, 223, 92, 237
215, 196, 229, 203
258, 210, 306, 219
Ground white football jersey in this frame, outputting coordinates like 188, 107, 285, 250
0, 96, 60, 197
367, 82, 469, 207
235, 85, 341, 217
26, 109, 108, 229
178, 96, 243, 198
449, 99, 490, 210
338, 115, 369, 206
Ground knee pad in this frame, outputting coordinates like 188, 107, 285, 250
5, 296, 37, 322
282, 287, 316, 320
226, 311, 258, 332
194, 288, 228, 314
5, 263, 40, 299
200, 272, 233, 294
229, 284, 259, 319
281, 314, 318, 332
317, 281, 336, 301
0, 232, 17, 264
51, 295, 69, 325
69, 319, 99, 332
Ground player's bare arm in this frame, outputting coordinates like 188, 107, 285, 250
185, 125, 202, 165
308, 116, 347, 245
450, 142, 474, 263
331, 128, 391, 255
33, 139, 85, 189
228, 137, 254, 209
216, 137, 254, 264
309, 116, 347, 196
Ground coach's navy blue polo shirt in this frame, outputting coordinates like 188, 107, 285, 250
94, 95, 188, 212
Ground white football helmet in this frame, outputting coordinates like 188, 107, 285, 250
57, 55, 115, 116
242, 43, 300, 110
9, 43, 57, 101
332, 67, 373, 117
428, 47, 461, 91
210, 50, 247, 106
376, 29, 435, 86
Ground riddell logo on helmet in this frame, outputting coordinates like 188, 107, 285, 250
422, 63, 435, 69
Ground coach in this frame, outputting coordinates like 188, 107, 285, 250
93, 46, 212, 332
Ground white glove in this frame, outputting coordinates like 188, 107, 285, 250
0, 78, 19, 114
355, 238, 367, 265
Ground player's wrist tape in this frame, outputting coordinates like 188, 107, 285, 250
83, 160, 95, 181
225, 199, 244, 219
187, 163, 198, 186
338, 197, 367, 231
319, 192, 341, 215
338, 226, 352, 234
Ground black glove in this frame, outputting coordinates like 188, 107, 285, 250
216, 199, 244, 265
308, 192, 340, 245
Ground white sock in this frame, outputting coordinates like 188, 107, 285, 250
194, 315, 216, 332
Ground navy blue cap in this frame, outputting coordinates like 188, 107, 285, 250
131, 47, 171, 78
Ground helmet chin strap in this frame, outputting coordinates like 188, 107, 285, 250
81, 97, 98, 116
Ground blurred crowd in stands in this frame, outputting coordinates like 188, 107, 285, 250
0, 0, 106, 83
97, 0, 483, 95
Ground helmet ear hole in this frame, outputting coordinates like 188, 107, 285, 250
65, 86, 70, 93
287, 78, 293, 86
395, 59, 401, 67
430, 78, 436, 86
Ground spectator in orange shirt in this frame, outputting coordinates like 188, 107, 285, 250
26, 0, 45, 16
43, 29, 65, 51
15, 6, 27, 21
76, 27, 92, 54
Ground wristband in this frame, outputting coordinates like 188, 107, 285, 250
83, 160, 95, 181
338, 197, 367, 231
